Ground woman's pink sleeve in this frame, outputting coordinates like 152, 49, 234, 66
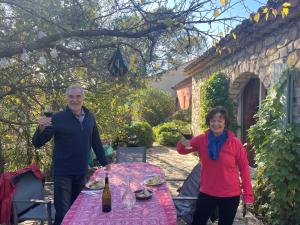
176, 138, 197, 155
236, 141, 254, 203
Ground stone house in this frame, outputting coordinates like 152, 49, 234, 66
184, 0, 300, 165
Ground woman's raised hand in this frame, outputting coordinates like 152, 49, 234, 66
180, 136, 191, 148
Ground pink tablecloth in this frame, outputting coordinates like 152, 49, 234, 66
62, 162, 177, 225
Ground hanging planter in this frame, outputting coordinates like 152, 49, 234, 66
108, 47, 129, 77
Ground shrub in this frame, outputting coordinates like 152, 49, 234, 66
248, 86, 300, 225
158, 131, 181, 146
153, 120, 190, 146
199, 71, 237, 132
169, 108, 191, 123
126, 121, 154, 148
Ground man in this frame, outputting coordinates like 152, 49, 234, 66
32, 84, 108, 225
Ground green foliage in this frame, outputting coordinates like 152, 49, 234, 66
248, 87, 300, 225
130, 87, 176, 126
126, 121, 154, 148
0, 65, 141, 176
85, 83, 133, 142
153, 120, 190, 146
169, 108, 191, 123
199, 71, 237, 132
158, 132, 181, 146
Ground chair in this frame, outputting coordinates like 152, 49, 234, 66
116, 147, 146, 163
168, 163, 217, 224
11, 170, 55, 225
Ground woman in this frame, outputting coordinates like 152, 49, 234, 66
177, 106, 253, 225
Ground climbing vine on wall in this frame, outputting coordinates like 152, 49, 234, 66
199, 71, 237, 132
248, 76, 300, 225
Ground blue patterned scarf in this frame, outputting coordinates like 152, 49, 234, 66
208, 130, 228, 160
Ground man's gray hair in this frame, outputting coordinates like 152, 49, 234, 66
66, 84, 85, 96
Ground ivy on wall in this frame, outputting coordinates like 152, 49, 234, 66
248, 77, 300, 224
199, 71, 237, 132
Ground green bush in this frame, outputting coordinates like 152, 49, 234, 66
126, 121, 154, 148
169, 108, 191, 123
158, 131, 181, 146
153, 120, 190, 146
199, 71, 237, 132
248, 85, 300, 225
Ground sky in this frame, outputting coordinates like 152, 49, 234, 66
228, 0, 268, 18
169, 0, 268, 33
215, 0, 268, 34
163, 0, 269, 60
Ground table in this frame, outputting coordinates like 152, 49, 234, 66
61, 162, 177, 225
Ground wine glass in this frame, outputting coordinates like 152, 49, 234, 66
121, 176, 136, 209
43, 105, 53, 118
172, 127, 193, 140
181, 133, 193, 140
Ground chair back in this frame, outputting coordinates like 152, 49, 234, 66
174, 163, 218, 224
116, 147, 146, 163
12, 170, 44, 215
174, 163, 200, 224
178, 163, 200, 197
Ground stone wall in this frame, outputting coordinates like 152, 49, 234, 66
191, 18, 300, 135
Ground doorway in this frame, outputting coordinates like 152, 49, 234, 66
241, 78, 263, 167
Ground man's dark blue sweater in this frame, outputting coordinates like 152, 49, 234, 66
32, 106, 108, 176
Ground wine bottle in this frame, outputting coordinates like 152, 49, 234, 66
102, 173, 112, 212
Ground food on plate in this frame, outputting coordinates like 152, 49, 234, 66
85, 179, 105, 189
142, 189, 152, 197
135, 189, 153, 199
145, 175, 164, 185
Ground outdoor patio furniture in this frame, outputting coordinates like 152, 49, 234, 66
116, 146, 146, 163
11, 170, 55, 225
61, 163, 176, 225
168, 163, 217, 224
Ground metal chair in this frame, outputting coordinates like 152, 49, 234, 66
168, 163, 217, 224
11, 170, 55, 225
116, 147, 146, 163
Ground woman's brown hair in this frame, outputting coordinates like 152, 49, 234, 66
205, 106, 230, 128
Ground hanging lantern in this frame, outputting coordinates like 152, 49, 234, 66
108, 47, 129, 77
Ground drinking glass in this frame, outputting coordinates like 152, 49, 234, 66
172, 127, 193, 140
181, 128, 193, 140
121, 176, 136, 209
43, 105, 53, 117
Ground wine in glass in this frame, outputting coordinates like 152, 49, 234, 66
172, 128, 193, 140
43, 105, 53, 117
181, 132, 193, 140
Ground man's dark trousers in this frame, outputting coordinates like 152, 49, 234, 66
53, 174, 86, 225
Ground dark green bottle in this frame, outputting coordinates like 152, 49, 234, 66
102, 173, 111, 212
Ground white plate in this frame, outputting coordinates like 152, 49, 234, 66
144, 175, 165, 186
85, 179, 105, 190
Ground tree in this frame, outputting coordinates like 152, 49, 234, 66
199, 71, 237, 132
0, 0, 291, 173
0, 0, 289, 72
129, 87, 175, 126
